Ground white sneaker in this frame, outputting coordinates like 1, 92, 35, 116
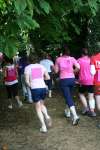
72, 116, 80, 125
64, 109, 71, 118
45, 117, 52, 128
8, 105, 13, 109
40, 126, 47, 133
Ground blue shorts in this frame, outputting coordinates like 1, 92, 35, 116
31, 88, 46, 103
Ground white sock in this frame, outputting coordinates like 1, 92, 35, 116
41, 105, 50, 120
49, 90, 52, 98
65, 106, 71, 116
95, 95, 100, 111
88, 93, 95, 110
70, 106, 78, 119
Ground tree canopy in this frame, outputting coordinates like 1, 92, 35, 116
0, 0, 100, 57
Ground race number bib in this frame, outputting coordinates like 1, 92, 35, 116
31, 68, 42, 79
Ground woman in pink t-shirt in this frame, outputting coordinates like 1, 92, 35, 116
55, 46, 80, 125
77, 48, 96, 117
25, 55, 52, 133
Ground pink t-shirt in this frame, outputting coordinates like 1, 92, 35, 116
24, 64, 46, 89
77, 56, 93, 85
55, 56, 79, 79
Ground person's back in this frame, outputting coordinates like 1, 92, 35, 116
55, 56, 78, 79
77, 56, 93, 85
77, 48, 96, 117
55, 46, 80, 125
40, 59, 54, 73
24, 55, 51, 133
40, 55, 54, 98
25, 63, 46, 89
4, 61, 18, 85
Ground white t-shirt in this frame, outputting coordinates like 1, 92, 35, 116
24, 64, 46, 89
40, 59, 54, 73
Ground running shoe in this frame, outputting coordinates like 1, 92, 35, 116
8, 105, 13, 109
40, 126, 47, 133
72, 116, 80, 125
45, 117, 52, 128
87, 111, 96, 117
64, 109, 71, 118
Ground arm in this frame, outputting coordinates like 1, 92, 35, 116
54, 59, 59, 74
44, 70, 50, 80
24, 67, 31, 87
74, 59, 80, 74
25, 73, 31, 87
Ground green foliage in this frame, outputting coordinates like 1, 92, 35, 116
38, 0, 52, 14
14, 0, 27, 15
87, 7, 100, 54
0, 0, 100, 57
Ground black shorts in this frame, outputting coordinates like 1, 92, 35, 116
6, 83, 18, 98
79, 85, 94, 93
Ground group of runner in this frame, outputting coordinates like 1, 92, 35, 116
1, 44, 100, 133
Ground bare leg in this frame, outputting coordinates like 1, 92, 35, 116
35, 101, 47, 132
40, 100, 52, 127
79, 93, 89, 113
95, 95, 100, 111
8, 98, 13, 109
15, 96, 23, 107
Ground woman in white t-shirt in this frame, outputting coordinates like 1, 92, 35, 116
24, 55, 52, 133
40, 53, 54, 98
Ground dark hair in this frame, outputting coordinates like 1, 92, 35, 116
28, 55, 38, 63
62, 45, 70, 56
81, 48, 88, 56
5, 56, 13, 64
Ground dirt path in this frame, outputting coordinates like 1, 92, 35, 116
0, 87, 100, 150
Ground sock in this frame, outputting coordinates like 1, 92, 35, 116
89, 99, 95, 110
88, 93, 95, 110
70, 106, 78, 119
65, 105, 70, 116
49, 90, 52, 98
95, 95, 100, 111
